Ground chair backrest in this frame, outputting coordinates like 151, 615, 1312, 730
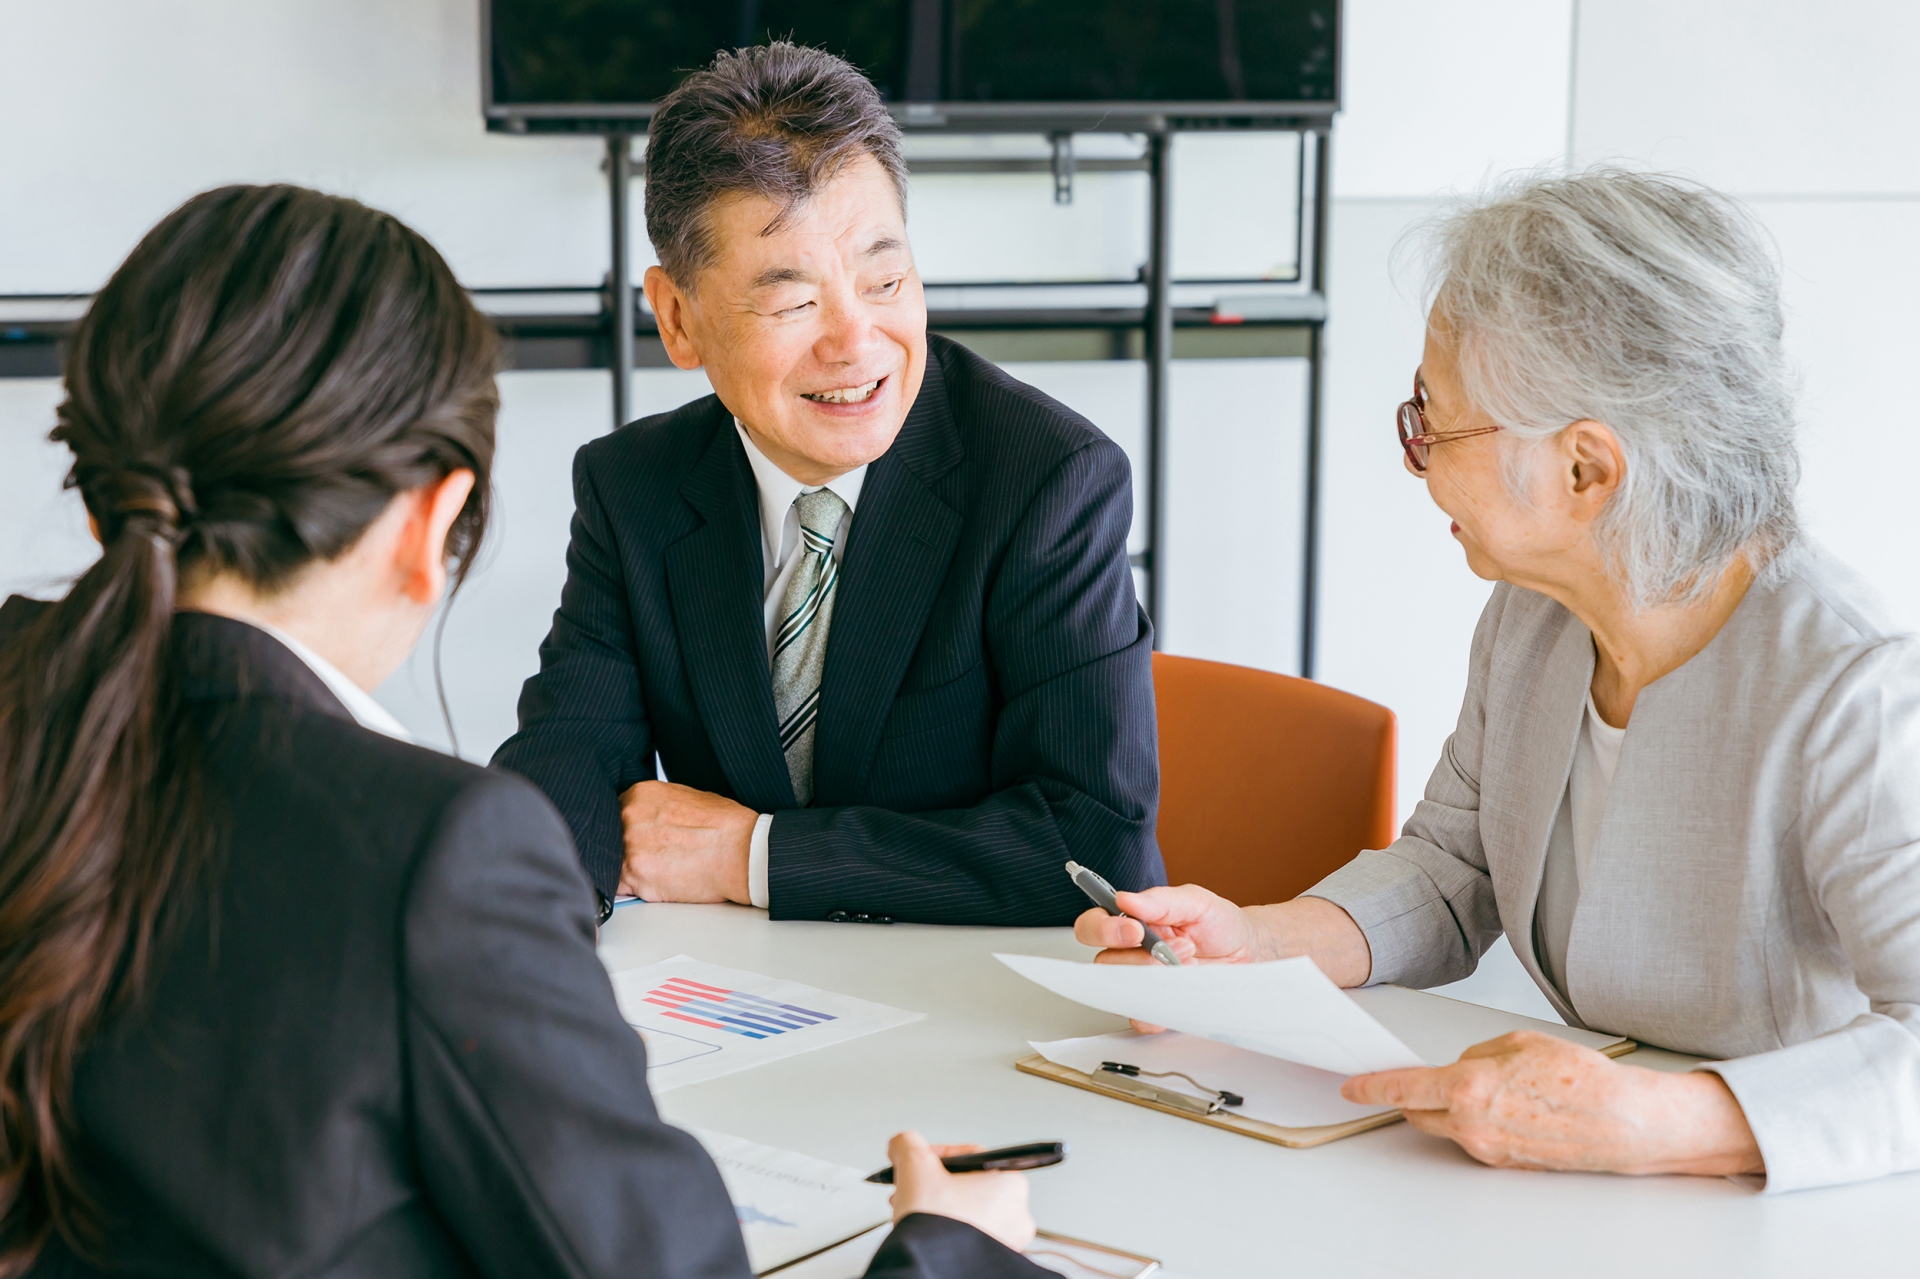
1152, 652, 1396, 906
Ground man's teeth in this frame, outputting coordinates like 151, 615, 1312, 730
803, 379, 881, 404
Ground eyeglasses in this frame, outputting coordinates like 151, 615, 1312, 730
1396, 371, 1500, 473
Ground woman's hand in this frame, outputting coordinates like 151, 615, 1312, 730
884, 1132, 1036, 1254
1072, 885, 1252, 1032
1072, 887, 1372, 1032
1073, 890, 1372, 978
1341, 1030, 1765, 1176
1071, 884, 1259, 967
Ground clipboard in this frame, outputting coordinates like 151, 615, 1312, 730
764, 1224, 1160, 1278
1026, 1229, 1161, 1278
1015, 1034, 1640, 1150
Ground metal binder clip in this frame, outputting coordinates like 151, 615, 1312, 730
1097, 1061, 1245, 1114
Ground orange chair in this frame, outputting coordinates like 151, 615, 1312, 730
1152, 652, 1397, 907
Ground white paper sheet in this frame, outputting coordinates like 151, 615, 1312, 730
1030, 1030, 1393, 1129
688, 1129, 894, 1276
996, 953, 1429, 1076
611, 956, 921, 1092
1345, 983, 1629, 1064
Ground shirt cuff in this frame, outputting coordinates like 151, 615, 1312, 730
748, 812, 773, 909
1695, 1014, 1920, 1193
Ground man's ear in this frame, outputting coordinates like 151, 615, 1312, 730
397, 469, 477, 606
643, 266, 704, 372
1563, 420, 1625, 515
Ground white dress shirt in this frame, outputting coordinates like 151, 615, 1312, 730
733, 421, 867, 909
253, 619, 414, 744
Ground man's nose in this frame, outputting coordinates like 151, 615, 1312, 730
812, 284, 880, 365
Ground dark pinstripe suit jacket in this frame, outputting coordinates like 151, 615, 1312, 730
492, 334, 1164, 924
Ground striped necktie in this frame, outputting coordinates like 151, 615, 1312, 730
771, 487, 848, 806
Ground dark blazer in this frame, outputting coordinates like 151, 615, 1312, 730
0, 596, 1043, 1279
493, 334, 1164, 924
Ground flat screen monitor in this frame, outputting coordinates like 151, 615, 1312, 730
483, 0, 1340, 132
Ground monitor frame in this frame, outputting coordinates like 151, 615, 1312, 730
479, 0, 1342, 135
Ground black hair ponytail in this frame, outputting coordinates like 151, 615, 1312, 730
0, 184, 499, 1273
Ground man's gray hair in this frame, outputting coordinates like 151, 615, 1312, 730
1426, 168, 1799, 607
644, 42, 908, 289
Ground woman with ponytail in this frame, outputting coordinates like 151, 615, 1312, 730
0, 186, 1045, 1278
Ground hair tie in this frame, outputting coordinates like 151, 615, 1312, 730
91, 463, 199, 544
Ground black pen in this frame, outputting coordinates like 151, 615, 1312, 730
865, 1141, 1066, 1184
1065, 860, 1180, 966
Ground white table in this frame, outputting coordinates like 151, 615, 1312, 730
599, 904, 1918, 1279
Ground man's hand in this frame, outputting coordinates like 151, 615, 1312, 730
884, 1132, 1036, 1254
1341, 1030, 1765, 1177
617, 780, 757, 904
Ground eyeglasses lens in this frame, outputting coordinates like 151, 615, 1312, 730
1397, 400, 1429, 471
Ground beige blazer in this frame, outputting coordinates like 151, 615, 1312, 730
1309, 540, 1920, 1192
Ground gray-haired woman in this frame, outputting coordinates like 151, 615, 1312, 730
1077, 169, 1920, 1191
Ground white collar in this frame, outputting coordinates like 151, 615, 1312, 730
252, 620, 414, 743
734, 420, 867, 568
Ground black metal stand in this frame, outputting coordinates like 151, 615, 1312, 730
1143, 124, 1174, 638
1299, 127, 1331, 680
607, 134, 636, 429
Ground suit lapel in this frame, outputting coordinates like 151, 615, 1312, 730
811, 356, 964, 804
1493, 610, 1595, 1003
664, 410, 797, 811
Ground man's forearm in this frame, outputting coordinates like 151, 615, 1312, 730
617, 781, 756, 904
767, 787, 1157, 925
1245, 896, 1373, 988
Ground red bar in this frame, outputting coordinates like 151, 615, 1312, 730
665, 978, 736, 998
661, 1010, 727, 1030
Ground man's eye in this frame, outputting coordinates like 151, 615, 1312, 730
775, 300, 816, 318
869, 277, 903, 298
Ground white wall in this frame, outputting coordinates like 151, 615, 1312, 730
0, 380, 96, 596
0, 0, 609, 292
1571, 0, 1920, 637
1316, 0, 1576, 826
4, 0, 1916, 1020
0, 0, 1317, 750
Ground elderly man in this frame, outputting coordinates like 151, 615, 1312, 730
494, 43, 1161, 925
1079, 170, 1920, 1193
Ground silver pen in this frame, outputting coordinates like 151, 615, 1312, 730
1065, 860, 1180, 966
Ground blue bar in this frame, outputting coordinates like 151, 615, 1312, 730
677, 999, 801, 1034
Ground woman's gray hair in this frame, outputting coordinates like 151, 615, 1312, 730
1425, 168, 1799, 607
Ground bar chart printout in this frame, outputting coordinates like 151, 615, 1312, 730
610, 955, 921, 1091
644, 976, 837, 1039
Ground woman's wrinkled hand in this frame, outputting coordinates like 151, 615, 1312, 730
1341, 1030, 1764, 1177
1070, 884, 1258, 1032
1071, 883, 1257, 967
883, 1131, 1036, 1254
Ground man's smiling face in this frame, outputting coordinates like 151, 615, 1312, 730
645, 152, 927, 486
